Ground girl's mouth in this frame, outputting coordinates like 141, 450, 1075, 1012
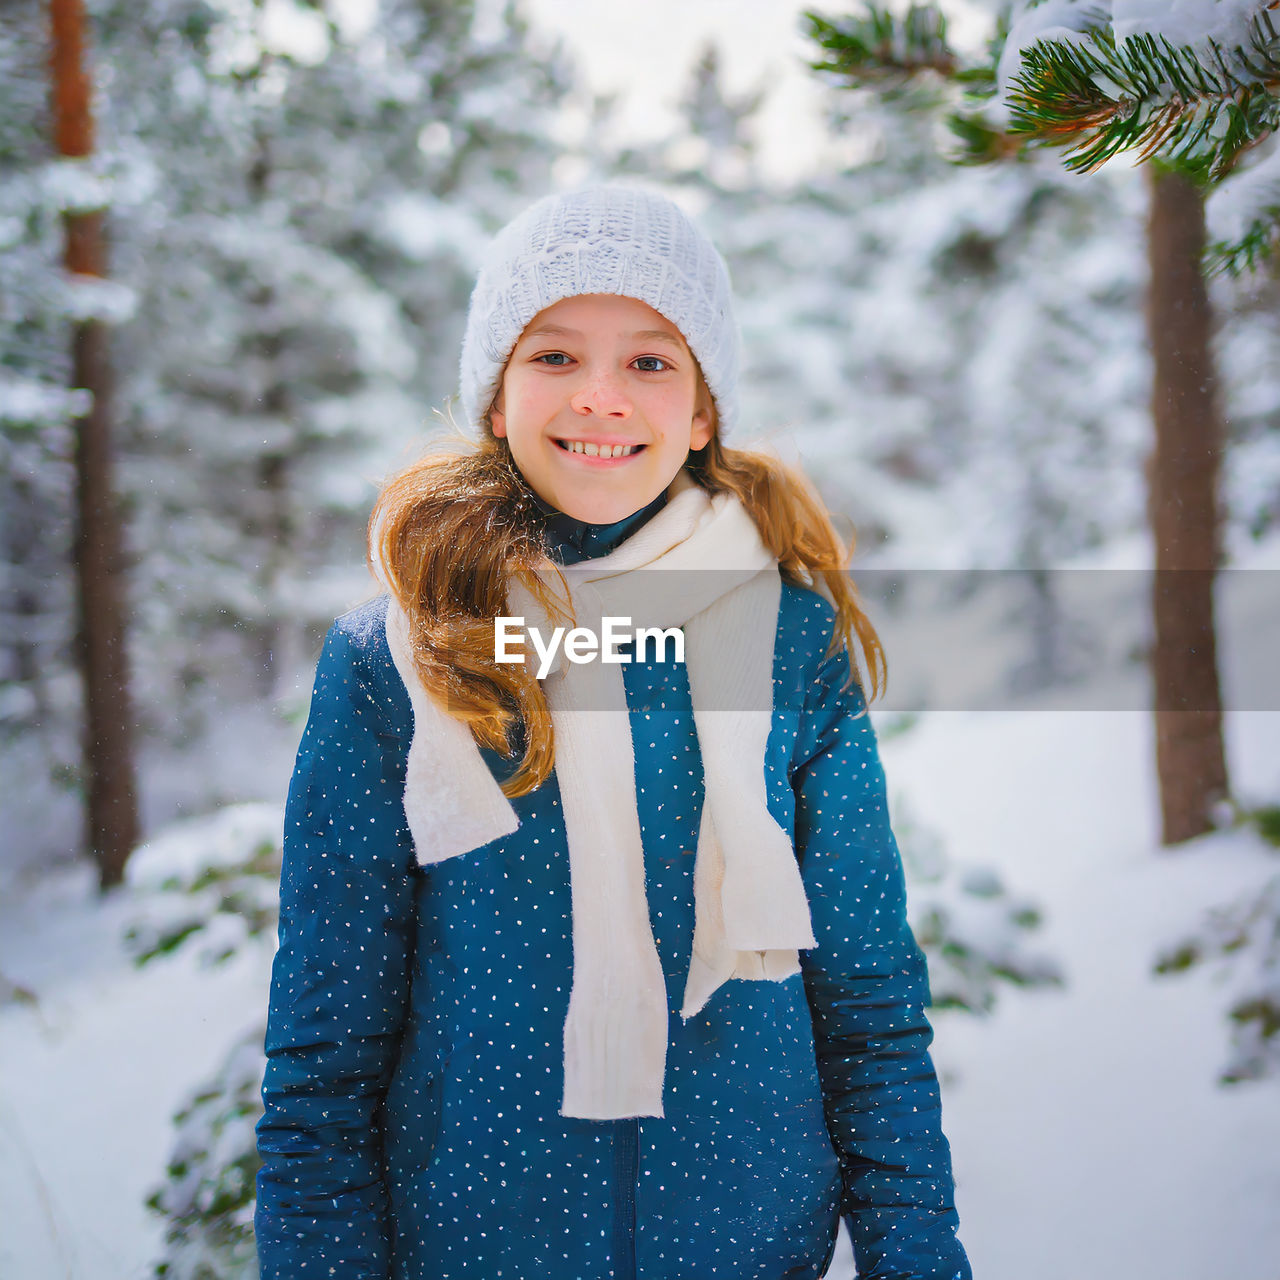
554, 439, 646, 461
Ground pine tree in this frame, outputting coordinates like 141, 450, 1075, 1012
803, 0, 1280, 843
51, 0, 143, 888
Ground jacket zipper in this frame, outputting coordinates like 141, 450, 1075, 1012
611, 1118, 639, 1280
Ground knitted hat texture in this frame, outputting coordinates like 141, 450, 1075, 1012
459, 184, 741, 438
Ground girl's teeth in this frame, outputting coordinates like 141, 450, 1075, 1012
562, 441, 637, 458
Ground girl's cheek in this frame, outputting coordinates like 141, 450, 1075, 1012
653, 387, 699, 420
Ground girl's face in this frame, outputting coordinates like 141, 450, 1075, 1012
490, 293, 714, 526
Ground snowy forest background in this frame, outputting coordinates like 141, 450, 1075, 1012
1, 0, 1279, 1277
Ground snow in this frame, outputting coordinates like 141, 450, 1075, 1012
0, 864, 270, 1278
61, 273, 140, 324
258, 0, 332, 67
995, 0, 1280, 121
998, 0, 1280, 59
889, 707, 1280, 1280
378, 194, 491, 269
0, 377, 92, 426
1209, 140, 1280, 248
39, 158, 114, 214
2, 625, 1277, 1278
996, 1, 1109, 107
1112, 0, 1279, 49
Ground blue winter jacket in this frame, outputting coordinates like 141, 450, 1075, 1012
255, 578, 971, 1279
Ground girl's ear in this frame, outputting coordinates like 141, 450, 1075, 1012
689, 377, 715, 450
489, 388, 507, 438
690, 407, 713, 451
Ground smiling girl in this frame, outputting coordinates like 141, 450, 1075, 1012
254, 184, 972, 1280
489, 291, 714, 524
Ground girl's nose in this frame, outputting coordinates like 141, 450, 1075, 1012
569, 368, 633, 419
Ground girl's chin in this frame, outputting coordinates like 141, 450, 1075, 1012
558, 499, 652, 525
548, 482, 664, 523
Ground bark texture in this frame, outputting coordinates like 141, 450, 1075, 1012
50, 0, 140, 886
1146, 166, 1230, 845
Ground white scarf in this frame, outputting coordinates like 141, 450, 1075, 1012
379, 471, 816, 1119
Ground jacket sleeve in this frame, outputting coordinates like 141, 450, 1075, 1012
792, 625, 972, 1280
255, 610, 417, 1279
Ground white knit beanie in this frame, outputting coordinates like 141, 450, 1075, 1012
459, 184, 742, 439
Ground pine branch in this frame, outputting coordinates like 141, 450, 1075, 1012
804, 4, 959, 87
1205, 143, 1280, 274
806, 2, 1280, 269
945, 108, 1030, 166
1208, 214, 1280, 274
805, 3, 1009, 159
1005, 11, 1280, 181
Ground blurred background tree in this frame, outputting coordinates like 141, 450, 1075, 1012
48, 0, 140, 887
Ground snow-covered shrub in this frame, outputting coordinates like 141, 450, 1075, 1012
124, 805, 279, 1277
147, 1025, 265, 1280
124, 803, 282, 968
1155, 804, 1280, 1085
895, 796, 1065, 1013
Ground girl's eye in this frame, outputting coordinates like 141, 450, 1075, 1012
633, 355, 671, 373
535, 352, 572, 367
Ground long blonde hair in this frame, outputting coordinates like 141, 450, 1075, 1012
370, 415, 885, 798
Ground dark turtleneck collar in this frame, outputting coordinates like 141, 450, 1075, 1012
523, 480, 672, 566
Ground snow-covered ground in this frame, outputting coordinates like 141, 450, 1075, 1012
2, 699, 1276, 1279
0, 865, 269, 1277
890, 708, 1280, 1280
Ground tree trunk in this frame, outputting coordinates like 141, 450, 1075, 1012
50, 0, 140, 887
1145, 166, 1230, 845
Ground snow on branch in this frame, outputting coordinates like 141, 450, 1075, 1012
1003, 3, 1280, 179
894, 796, 1065, 1014
1154, 804, 1280, 1085
0, 377, 92, 427
124, 804, 282, 969
1206, 137, 1280, 270
61, 273, 139, 324
146, 1024, 265, 1278
803, 0, 1280, 269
